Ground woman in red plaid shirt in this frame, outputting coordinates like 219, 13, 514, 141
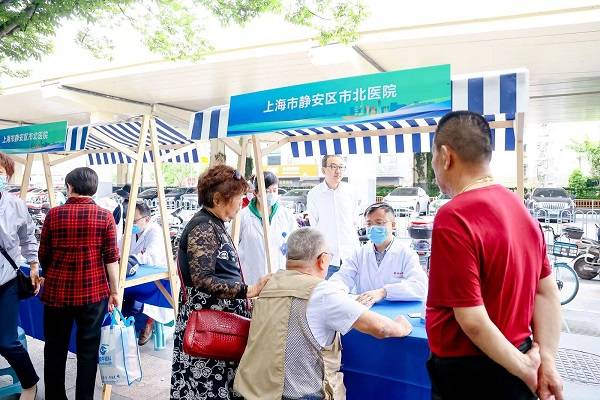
39, 167, 120, 400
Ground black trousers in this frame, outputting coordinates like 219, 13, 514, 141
0, 278, 39, 389
427, 339, 537, 400
44, 299, 107, 400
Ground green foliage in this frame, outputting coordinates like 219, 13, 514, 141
161, 163, 201, 186
376, 186, 394, 197
0, 0, 366, 76
571, 139, 600, 178
568, 169, 588, 199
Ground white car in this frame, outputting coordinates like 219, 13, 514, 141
429, 193, 452, 215
383, 187, 430, 216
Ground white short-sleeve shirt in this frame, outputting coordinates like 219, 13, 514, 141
305, 280, 368, 347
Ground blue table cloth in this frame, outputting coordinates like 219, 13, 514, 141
18, 265, 173, 353
341, 300, 431, 400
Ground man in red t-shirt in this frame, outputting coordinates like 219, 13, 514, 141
426, 111, 563, 400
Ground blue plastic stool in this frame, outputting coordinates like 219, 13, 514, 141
0, 327, 27, 397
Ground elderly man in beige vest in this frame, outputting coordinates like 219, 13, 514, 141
234, 227, 413, 400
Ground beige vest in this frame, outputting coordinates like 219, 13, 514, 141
234, 270, 345, 400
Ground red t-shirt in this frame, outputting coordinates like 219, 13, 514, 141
426, 185, 552, 357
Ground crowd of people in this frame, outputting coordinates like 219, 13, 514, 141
0, 110, 564, 400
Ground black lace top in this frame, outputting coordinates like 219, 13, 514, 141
178, 208, 248, 299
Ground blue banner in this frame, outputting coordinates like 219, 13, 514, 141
227, 64, 451, 136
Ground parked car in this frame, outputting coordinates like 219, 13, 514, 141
278, 188, 287, 196
279, 189, 310, 214
383, 187, 430, 216
429, 193, 451, 215
166, 187, 196, 201
526, 187, 575, 222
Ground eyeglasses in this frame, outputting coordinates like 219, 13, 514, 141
232, 170, 242, 180
317, 251, 332, 259
365, 220, 393, 227
326, 165, 346, 171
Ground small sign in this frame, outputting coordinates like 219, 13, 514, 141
0, 121, 67, 154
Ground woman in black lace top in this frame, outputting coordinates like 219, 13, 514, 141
170, 165, 270, 400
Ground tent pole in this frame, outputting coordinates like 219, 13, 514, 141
19, 154, 34, 200
252, 136, 274, 274
515, 113, 525, 199
149, 116, 179, 312
231, 138, 249, 247
41, 154, 57, 208
102, 115, 148, 400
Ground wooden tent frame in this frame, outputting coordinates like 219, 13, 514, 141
10, 113, 191, 400
224, 112, 525, 275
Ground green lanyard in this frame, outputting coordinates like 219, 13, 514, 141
248, 198, 278, 223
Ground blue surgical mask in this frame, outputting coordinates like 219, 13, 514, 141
0, 175, 7, 191
266, 192, 279, 207
367, 225, 388, 245
132, 224, 142, 234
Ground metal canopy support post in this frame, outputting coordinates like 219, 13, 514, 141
231, 138, 249, 246
515, 113, 526, 199
19, 154, 34, 200
252, 136, 274, 274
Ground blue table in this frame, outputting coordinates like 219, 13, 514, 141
341, 301, 431, 400
18, 265, 173, 353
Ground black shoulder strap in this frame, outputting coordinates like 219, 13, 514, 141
0, 247, 19, 271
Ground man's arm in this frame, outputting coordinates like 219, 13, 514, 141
454, 306, 541, 392
383, 251, 428, 301
352, 310, 412, 339
533, 275, 564, 400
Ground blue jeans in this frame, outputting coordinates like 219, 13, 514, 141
0, 278, 39, 389
326, 265, 340, 279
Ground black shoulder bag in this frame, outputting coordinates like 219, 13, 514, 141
0, 247, 36, 299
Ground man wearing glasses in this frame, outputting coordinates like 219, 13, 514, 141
307, 155, 359, 278
329, 202, 428, 306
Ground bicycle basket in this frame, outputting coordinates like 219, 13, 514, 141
550, 241, 578, 258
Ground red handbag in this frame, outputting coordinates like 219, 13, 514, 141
182, 309, 251, 361
178, 233, 251, 362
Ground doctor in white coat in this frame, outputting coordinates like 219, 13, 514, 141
120, 201, 168, 267
238, 172, 298, 285
330, 202, 428, 306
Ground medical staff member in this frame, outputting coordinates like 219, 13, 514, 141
119, 201, 168, 345
238, 172, 297, 285
307, 155, 359, 278
330, 202, 428, 306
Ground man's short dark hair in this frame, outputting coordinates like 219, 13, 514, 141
65, 167, 98, 196
364, 202, 395, 218
321, 155, 344, 168
135, 201, 151, 217
434, 111, 492, 164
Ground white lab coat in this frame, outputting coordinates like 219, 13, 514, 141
238, 204, 298, 285
119, 222, 168, 267
306, 181, 359, 267
330, 238, 428, 301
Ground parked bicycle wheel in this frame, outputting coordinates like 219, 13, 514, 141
554, 262, 579, 305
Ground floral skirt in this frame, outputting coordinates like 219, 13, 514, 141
170, 287, 250, 400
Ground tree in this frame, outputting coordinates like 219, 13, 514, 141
0, 0, 366, 76
568, 169, 588, 199
413, 153, 439, 196
571, 139, 600, 178
161, 163, 202, 186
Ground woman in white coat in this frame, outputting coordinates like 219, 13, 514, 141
238, 172, 298, 285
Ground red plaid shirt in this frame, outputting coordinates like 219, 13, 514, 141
39, 197, 120, 307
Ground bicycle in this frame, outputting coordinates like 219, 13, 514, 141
541, 225, 580, 305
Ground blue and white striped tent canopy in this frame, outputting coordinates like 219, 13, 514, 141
67, 117, 202, 165
189, 69, 528, 158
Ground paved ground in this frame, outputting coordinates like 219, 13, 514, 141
2, 245, 599, 399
